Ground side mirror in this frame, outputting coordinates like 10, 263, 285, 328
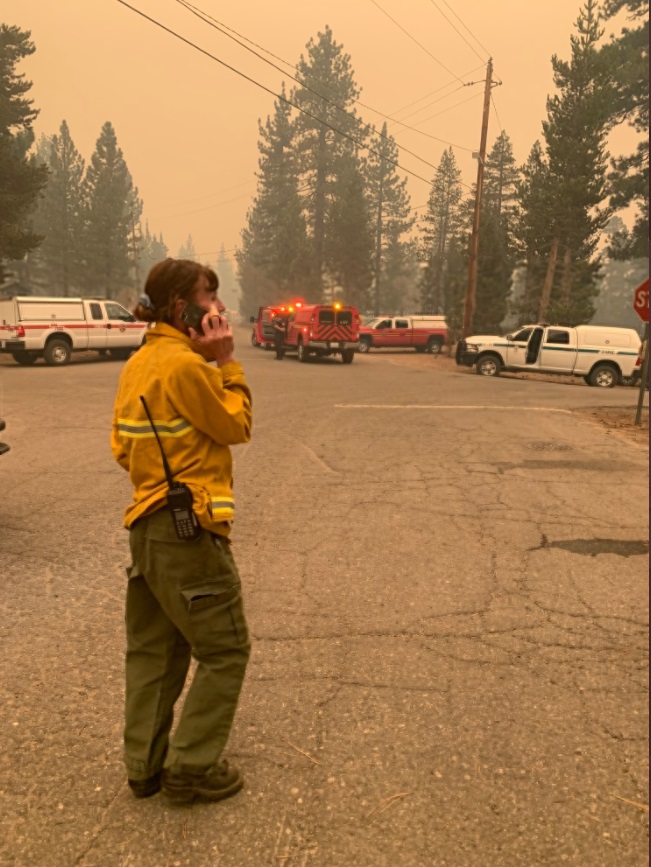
505, 334, 513, 341
249, 316, 255, 324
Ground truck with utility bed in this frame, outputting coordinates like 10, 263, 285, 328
0, 296, 147, 365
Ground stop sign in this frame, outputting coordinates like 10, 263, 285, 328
633, 278, 649, 322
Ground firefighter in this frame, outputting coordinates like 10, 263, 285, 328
273, 313, 286, 360
111, 258, 252, 805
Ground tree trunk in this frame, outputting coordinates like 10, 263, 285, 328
374, 173, 384, 316
560, 246, 572, 306
538, 236, 560, 322
313, 127, 328, 300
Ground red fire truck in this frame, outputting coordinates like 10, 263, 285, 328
283, 302, 360, 363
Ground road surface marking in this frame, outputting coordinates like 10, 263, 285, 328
335, 404, 573, 413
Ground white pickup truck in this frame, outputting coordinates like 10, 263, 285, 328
0, 296, 148, 365
457, 323, 642, 387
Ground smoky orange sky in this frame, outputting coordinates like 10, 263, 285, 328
4, 0, 639, 271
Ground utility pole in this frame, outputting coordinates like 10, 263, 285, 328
462, 58, 493, 339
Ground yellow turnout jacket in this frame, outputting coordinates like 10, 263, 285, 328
111, 322, 252, 535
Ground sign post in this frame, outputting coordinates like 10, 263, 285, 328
632, 279, 649, 426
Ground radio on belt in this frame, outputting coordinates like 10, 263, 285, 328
139, 395, 202, 540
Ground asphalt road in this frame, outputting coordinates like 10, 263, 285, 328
0, 333, 648, 867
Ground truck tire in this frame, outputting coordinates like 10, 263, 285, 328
589, 363, 618, 388
110, 348, 133, 361
358, 338, 371, 353
476, 354, 502, 377
341, 350, 355, 364
11, 351, 38, 365
297, 339, 310, 363
250, 332, 258, 347
427, 337, 443, 355
44, 338, 72, 366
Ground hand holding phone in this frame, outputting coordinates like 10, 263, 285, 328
181, 301, 209, 335
186, 305, 234, 365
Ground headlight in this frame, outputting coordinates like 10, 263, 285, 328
465, 343, 479, 353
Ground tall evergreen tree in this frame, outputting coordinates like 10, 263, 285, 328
365, 123, 413, 314
540, 0, 611, 324
325, 153, 373, 309
473, 132, 520, 332
32, 120, 85, 295
216, 244, 239, 310
514, 141, 555, 321
83, 121, 134, 298
177, 233, 196, 260
138, 224, 168, 277
419, 147, 464, 314
292, 27, 365, 296
0, 25, 48, 282
599, 0, 648, 258
237, 86, 310, 314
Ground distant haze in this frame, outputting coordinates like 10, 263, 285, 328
5, 0, 639, 270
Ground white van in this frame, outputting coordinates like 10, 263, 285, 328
0, 296, 148, 365
457, 323, 642, 387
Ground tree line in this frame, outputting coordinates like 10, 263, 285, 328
237, 0, 647, 332
1, 1, 647, 330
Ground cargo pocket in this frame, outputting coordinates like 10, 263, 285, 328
180, 583, 247, 653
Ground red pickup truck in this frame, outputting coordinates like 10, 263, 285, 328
358, 315, 448, 354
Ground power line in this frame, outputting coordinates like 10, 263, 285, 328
156, 190, 255, 219
387, 64, 483, 117
175, 0, 475, 158
426, 0, 488, 63
491, 93, 504, 134
439, 0, 493, 60
369, 0, 466, 84
113, 0, 435, 186
169, 179, 256, 207
388, 83, 466, 126
411, 90, 484, 127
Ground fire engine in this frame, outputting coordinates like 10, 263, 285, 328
250, 301, 360, 363
284, 302, 360, 363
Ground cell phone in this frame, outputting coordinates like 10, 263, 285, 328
181, 301, 209, 334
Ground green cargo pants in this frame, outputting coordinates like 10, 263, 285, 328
124, 508, 250, 781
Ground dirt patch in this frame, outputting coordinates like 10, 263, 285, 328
573, 405, 649, 449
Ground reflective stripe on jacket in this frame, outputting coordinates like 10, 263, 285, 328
111, 322, 252, 533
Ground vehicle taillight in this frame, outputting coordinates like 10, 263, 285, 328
16, 326, 25, 338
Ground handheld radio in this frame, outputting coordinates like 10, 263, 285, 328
139, 396, 202, 541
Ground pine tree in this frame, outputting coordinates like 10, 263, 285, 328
292, 27, 366, 295
473, 132, 520, 332
540, 0, 611, 324
216, 244, 239, 310
419, 147, 464, 314
600, 0, 648, 258
31, 120, 85, 295
365, 123, 414, 314
177, 233, 196, 260
325, 153, 373, 309
236, 86, 310, 314
138, 224, 168, 277
83, 121, 135, 298
0, 25, 49, 282
514, 141, 555, 321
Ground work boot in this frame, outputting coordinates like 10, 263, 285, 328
161, 760, 243, 805
128, 772, 162, 799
